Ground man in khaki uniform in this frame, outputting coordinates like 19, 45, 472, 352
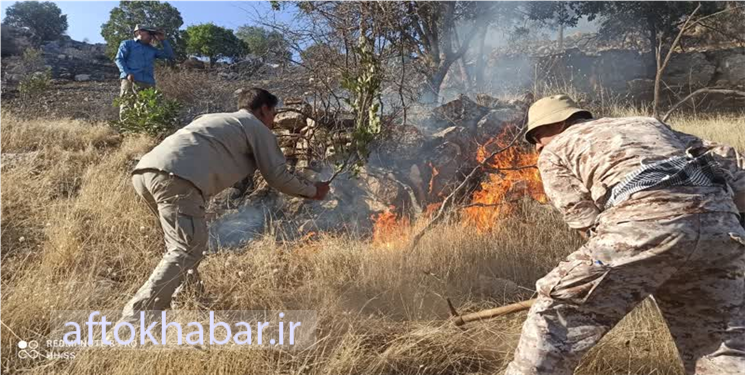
121, 88, 329, 323
505, 95, 745, 375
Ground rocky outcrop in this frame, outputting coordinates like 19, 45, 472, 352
2, 35, 118, 84
39, 37, 118, 81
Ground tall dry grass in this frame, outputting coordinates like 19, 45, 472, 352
2, 109, 742, 374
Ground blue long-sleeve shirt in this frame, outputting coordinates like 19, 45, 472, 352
114, 39, 174, 85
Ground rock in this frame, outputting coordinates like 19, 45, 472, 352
359, 170, 405, 208
627, 78, 654, 101
475, 93, 503, 109
5, 73, 20, 82
74, 74, 90, 82
663, 52, 715, 87
182, 58, 205, 70
2, 24, 32, 57
431, 94, 491, 131
475, 109, 522, 143
591, 49, 651, 92
274, 110, 305, 131
57, 54, 67, 60
715, 51, 745, 86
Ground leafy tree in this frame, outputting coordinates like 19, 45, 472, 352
100, 1, 186, 60
300, 43, 341, 64
184, 23, 247, 66
529, 0, 724, 61
527, 1, 584, 50
235, 25, 290, 64
3, 1, 68, 45
372, 1, 505, 103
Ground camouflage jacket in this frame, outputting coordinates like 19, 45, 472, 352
537, 116, 743, 230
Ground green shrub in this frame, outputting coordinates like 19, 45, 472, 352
113, 88, 181, 137
18, 48, 52, 98
19, 69, 52, 98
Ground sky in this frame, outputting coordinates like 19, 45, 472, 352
0, 1, 296, 44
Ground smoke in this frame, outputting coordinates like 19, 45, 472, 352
208, 205, 266, 252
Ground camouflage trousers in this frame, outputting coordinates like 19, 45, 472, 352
120, 170, 207, 323
505, 212, 745, 375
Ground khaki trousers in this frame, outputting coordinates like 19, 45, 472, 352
505, 213, 745, 375
119, 79, 155, 120
122, 170, 207, 322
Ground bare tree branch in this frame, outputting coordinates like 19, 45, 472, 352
662, 88, 745, 122
408, 129, 524, 250
653, 3, 701, 120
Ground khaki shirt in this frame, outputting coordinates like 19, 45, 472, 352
134, 109, 316, 199
538, 116, 740, 230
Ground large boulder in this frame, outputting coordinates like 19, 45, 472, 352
427, 94, 491, 133
714, 50, 745, 87
663, 52, 716, 87
1, 24, 33, 57
274, 110, 306, 131
592, 49, 651, 93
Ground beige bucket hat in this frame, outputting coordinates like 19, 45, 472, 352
133, 24, 160, 35
525, 95, 592, 144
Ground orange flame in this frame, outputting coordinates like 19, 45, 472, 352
428, 162, 439, 195
371, 206, 410, 248
464, 134, 547, 232
425, 202, 442, 217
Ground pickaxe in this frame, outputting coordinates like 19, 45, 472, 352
447, 298, 536, 327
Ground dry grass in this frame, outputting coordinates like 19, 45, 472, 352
2, 109, 743, 374
155, 67, 242, 122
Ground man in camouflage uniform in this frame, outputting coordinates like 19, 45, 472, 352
505, 95, 745, 375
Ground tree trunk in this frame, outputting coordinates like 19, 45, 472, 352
453, 29, 471, 93
458, 57, 471, 93
474, 27, 487, 91
557, 23, 564, 51
647, 19, 659, 75
421, 68, 448, 105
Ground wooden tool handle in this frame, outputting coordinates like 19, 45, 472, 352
451, 298, 536, 326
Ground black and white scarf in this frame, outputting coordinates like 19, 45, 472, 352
606, 152, 727, 208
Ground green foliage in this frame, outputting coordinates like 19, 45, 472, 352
4, 1, 68, 45
100, 1, 186, 60
18, 48, 52, 98
526, 1, 719, 44
527, 1, 583, 30
113, 88, 181, 137
19, 70, 52, 99
235, 25, 290, 63
185, 23, 247, 66
339, 35, 383, 173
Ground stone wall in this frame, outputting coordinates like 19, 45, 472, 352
478, 46, 745, 108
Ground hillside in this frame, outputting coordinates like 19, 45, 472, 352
2, 109, 743, 374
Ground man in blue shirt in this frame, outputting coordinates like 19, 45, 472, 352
115, 24, 174, 117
